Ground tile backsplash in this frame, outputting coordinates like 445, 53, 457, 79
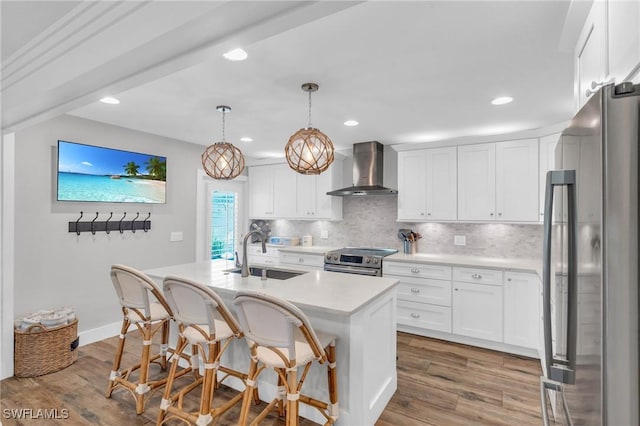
265, 196, 543, 259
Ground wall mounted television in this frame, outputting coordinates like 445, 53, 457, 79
57, 140, 166, 204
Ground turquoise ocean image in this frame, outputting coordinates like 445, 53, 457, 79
57, 141, 166, 203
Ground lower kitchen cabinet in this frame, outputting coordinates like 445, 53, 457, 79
503, 271, 541, 349
279, 251, 324, 270
385, 260, 541, 357
452, 280, 503, 343
397, 300, 451, 333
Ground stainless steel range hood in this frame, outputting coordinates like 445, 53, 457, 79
327, 141, 398, 196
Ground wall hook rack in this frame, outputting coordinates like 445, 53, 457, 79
69, 212, 151, 234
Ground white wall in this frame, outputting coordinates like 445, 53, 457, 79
13, 114, 203, 335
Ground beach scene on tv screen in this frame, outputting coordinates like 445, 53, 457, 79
57, 141, 166, 203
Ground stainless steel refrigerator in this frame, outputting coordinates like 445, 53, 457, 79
540, 82, 639, 425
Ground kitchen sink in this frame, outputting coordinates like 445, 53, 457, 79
224, 267, 305, 280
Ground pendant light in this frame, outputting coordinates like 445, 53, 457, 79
202, 105, 245, 180
285, 83, 335, 175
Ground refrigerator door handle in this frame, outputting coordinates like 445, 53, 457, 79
542, 170, 577, 385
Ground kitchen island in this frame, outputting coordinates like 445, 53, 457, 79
144, 260, 399, 425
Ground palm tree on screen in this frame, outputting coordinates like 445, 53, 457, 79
145, 156, 166, 180
123, 161, 140, 176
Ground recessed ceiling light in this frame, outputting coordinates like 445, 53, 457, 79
344, 120, 359, 127
491, 96, 513, 105
100, 96, 120, 104
223, 48, 248, 61
240, 137, 253, 142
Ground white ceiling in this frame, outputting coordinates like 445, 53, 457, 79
2, 1, 586, 159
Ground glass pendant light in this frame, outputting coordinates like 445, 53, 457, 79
285, 83, 335, 175
202, 105, 245, 180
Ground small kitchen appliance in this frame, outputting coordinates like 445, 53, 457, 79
324, 247, 397, 276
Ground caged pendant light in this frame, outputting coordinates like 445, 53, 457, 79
202, 105, 245, 180
285, 83, 335, 175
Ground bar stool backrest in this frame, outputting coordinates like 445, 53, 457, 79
233, 291, 326, 362
110, 264, 172, 318
163, 276, 242, 338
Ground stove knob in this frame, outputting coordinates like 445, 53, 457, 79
365, 257, 371, 263
374, 258, 379, 264
333, 255, 338, 261
326, 254, 331, 260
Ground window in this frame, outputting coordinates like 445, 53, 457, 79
210, 190, 237, 260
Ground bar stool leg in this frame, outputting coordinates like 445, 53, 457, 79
238, 357, 259, 426
196, 341, 218, 425
327, 342, 339, 424
133, 320, 153, 414
160, 319, 170, 370
277, 369, 286, 417
157, 336, 189, 425
106, 317, 130, 398
286, 367, 298, 426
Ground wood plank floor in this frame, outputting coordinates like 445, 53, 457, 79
1, 331, 542, 425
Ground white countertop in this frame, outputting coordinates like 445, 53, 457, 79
144, 260, 398, 316
386, 252, 541, 275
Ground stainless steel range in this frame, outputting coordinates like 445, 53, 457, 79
324, 247, 398, 276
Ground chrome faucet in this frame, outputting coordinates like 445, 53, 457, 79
241, 229, 266, 277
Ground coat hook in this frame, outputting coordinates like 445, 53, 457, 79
142, 212, 151, 232
119, 212, 127, 234
90, 212, 99, 235
75, 212, 83, 236
131, 212, 140, 233
105, 212, 113, 235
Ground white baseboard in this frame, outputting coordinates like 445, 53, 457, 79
78, 321, 122, 347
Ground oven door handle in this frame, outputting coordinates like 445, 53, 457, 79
324, 264, 380, 276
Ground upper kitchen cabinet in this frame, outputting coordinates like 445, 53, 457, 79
607, 0, 640, 84
295, 160, 343, 220
248, 160, 342, 220
539, 133, 562, 222
575, 1, 608, 110
397, 147, 457, 221
249, 163, 296, 218
458, 139, 538, 222
458, 143, 496, 221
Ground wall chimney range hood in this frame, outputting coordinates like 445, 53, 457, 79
327, 141, 398, 196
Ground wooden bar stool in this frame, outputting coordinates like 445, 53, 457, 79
106, 264, 191, 414
233, 290, 339, 426
157, 276, 255, 426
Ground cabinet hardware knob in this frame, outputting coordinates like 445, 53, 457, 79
471, 273, 482, 279
490, 213, 494, 216
410, 268, 420, 273
455, 288, 459, 291
498, 212, 502, 216
410, 313, 420, 319
427, 213, 431, 216
299, 257, 304, 263
507, 278, 512, 282
410, 288, 420, 293
420, 212, 424, 216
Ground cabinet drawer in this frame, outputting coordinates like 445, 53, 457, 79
397, 300, 452, 333
453, 266, 502, 286
383, 262, 452, 280
394, 276, 452, 307
279, 252, 324, 268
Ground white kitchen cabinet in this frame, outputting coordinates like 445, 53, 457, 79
279, 252, 324, 270
503, 272, 541, 349
249, 164, 295, 218
296, 162, 343, 220
607, 0, 640, 84
539, 133, 561, 222
245, 243, 281, 265
495, 139, 539, 222
457, 143, 496, 221
452, 281, 503, 343
397, 147, 456, 221
458, 139, 538, 222
575, 1, 608, 110
397, 300, 451, 334
452, 266, 503, 342
249, 161, 342, 220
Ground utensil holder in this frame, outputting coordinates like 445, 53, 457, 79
403, 240, 417, 255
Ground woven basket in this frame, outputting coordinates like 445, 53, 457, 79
14, 319, 79, 377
